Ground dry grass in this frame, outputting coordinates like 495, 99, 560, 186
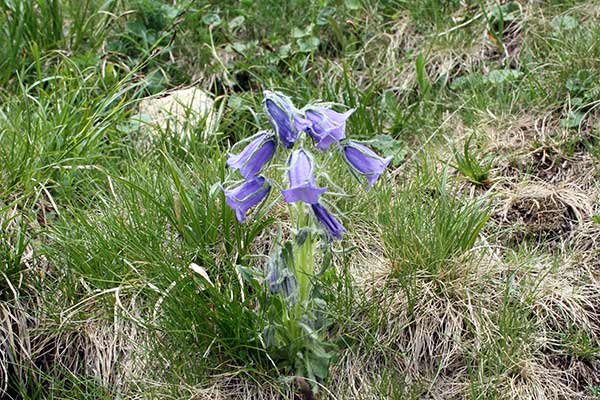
327, 239, 600, 399
569, 221, 600, 277
482, 113, 598, 187
349, 14, 486, 93
0, 246, 145, 397
498, 182, 593, 237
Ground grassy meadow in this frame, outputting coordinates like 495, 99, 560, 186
1, 0, 599, 398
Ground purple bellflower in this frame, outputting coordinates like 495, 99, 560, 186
281, 148, 327, 204
264, 91, 310, 148
342, 140, 392, 188
223, 176, 271, 222
227, 130, 276, 178
311, 203, 345, 240
305, 107, 354, 151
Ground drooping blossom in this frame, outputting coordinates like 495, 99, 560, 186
281, 148, 327, 204
264, 90, 310, 148
305, 106, 354, 151
311, 203, 345, 240
223, 176, 271, 222
227, 130, 276, 178
342, 140, 392, 188
267, 253, 297, 301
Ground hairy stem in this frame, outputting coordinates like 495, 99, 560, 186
294, 202, 314, 305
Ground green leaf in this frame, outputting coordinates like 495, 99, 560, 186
144, 69, 167, 94
202, 13, 221, 26
299, 322, 319, 340
317, 7, 335, 25
486, 69, 523, 84
344, 0, 361, 10
163, 4, 180, 20
277, 44, 291, 59
560, 111, 584, 128
369, 134, 407, 166
297, 36, 320, 53
292, 24, 314, 38
291, 27, 305, 38
126, 20, 147, 37
231, 42, 249, 55
592, 215, 600, 224
489, 2, 520, 23
415, 53, 431, 95
566, 69, 594, 96
229, 15, 245, 30
236, 265, 263, 286
551, 15, 577, 31
307, 342, 333, 380
227, 95, 244, 111
450, 73, 485, 90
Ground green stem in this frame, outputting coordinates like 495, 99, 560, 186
294, 202, 314, 305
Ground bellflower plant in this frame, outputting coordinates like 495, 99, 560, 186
219, 91, 390, 393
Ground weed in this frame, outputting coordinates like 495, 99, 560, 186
379, 165, 490, 316
451, 134, 493, 187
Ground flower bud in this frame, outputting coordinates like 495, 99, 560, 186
311, 203, 345, 240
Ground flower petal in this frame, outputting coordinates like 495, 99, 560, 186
343, 141, 392, 188
227, 131, 276, 178
311, 203, 345, 240
306, 107, 354, 151
288, 148, 314, 187
264, 91, 309, 148
282, 149, 327, 204
281, 184, 328, 204
223, 176, 271, 222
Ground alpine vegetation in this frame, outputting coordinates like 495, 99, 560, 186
221, 90, 391, 393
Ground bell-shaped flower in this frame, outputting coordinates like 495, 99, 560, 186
342, 140, 392, 188
227, 130, 276, 178
311, 203, 345, 240
223, 176, 270, 222
305, 107, 354, 151
267, 261, 297, 301
281, 148, 327, 204
264, 90, 310, 148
